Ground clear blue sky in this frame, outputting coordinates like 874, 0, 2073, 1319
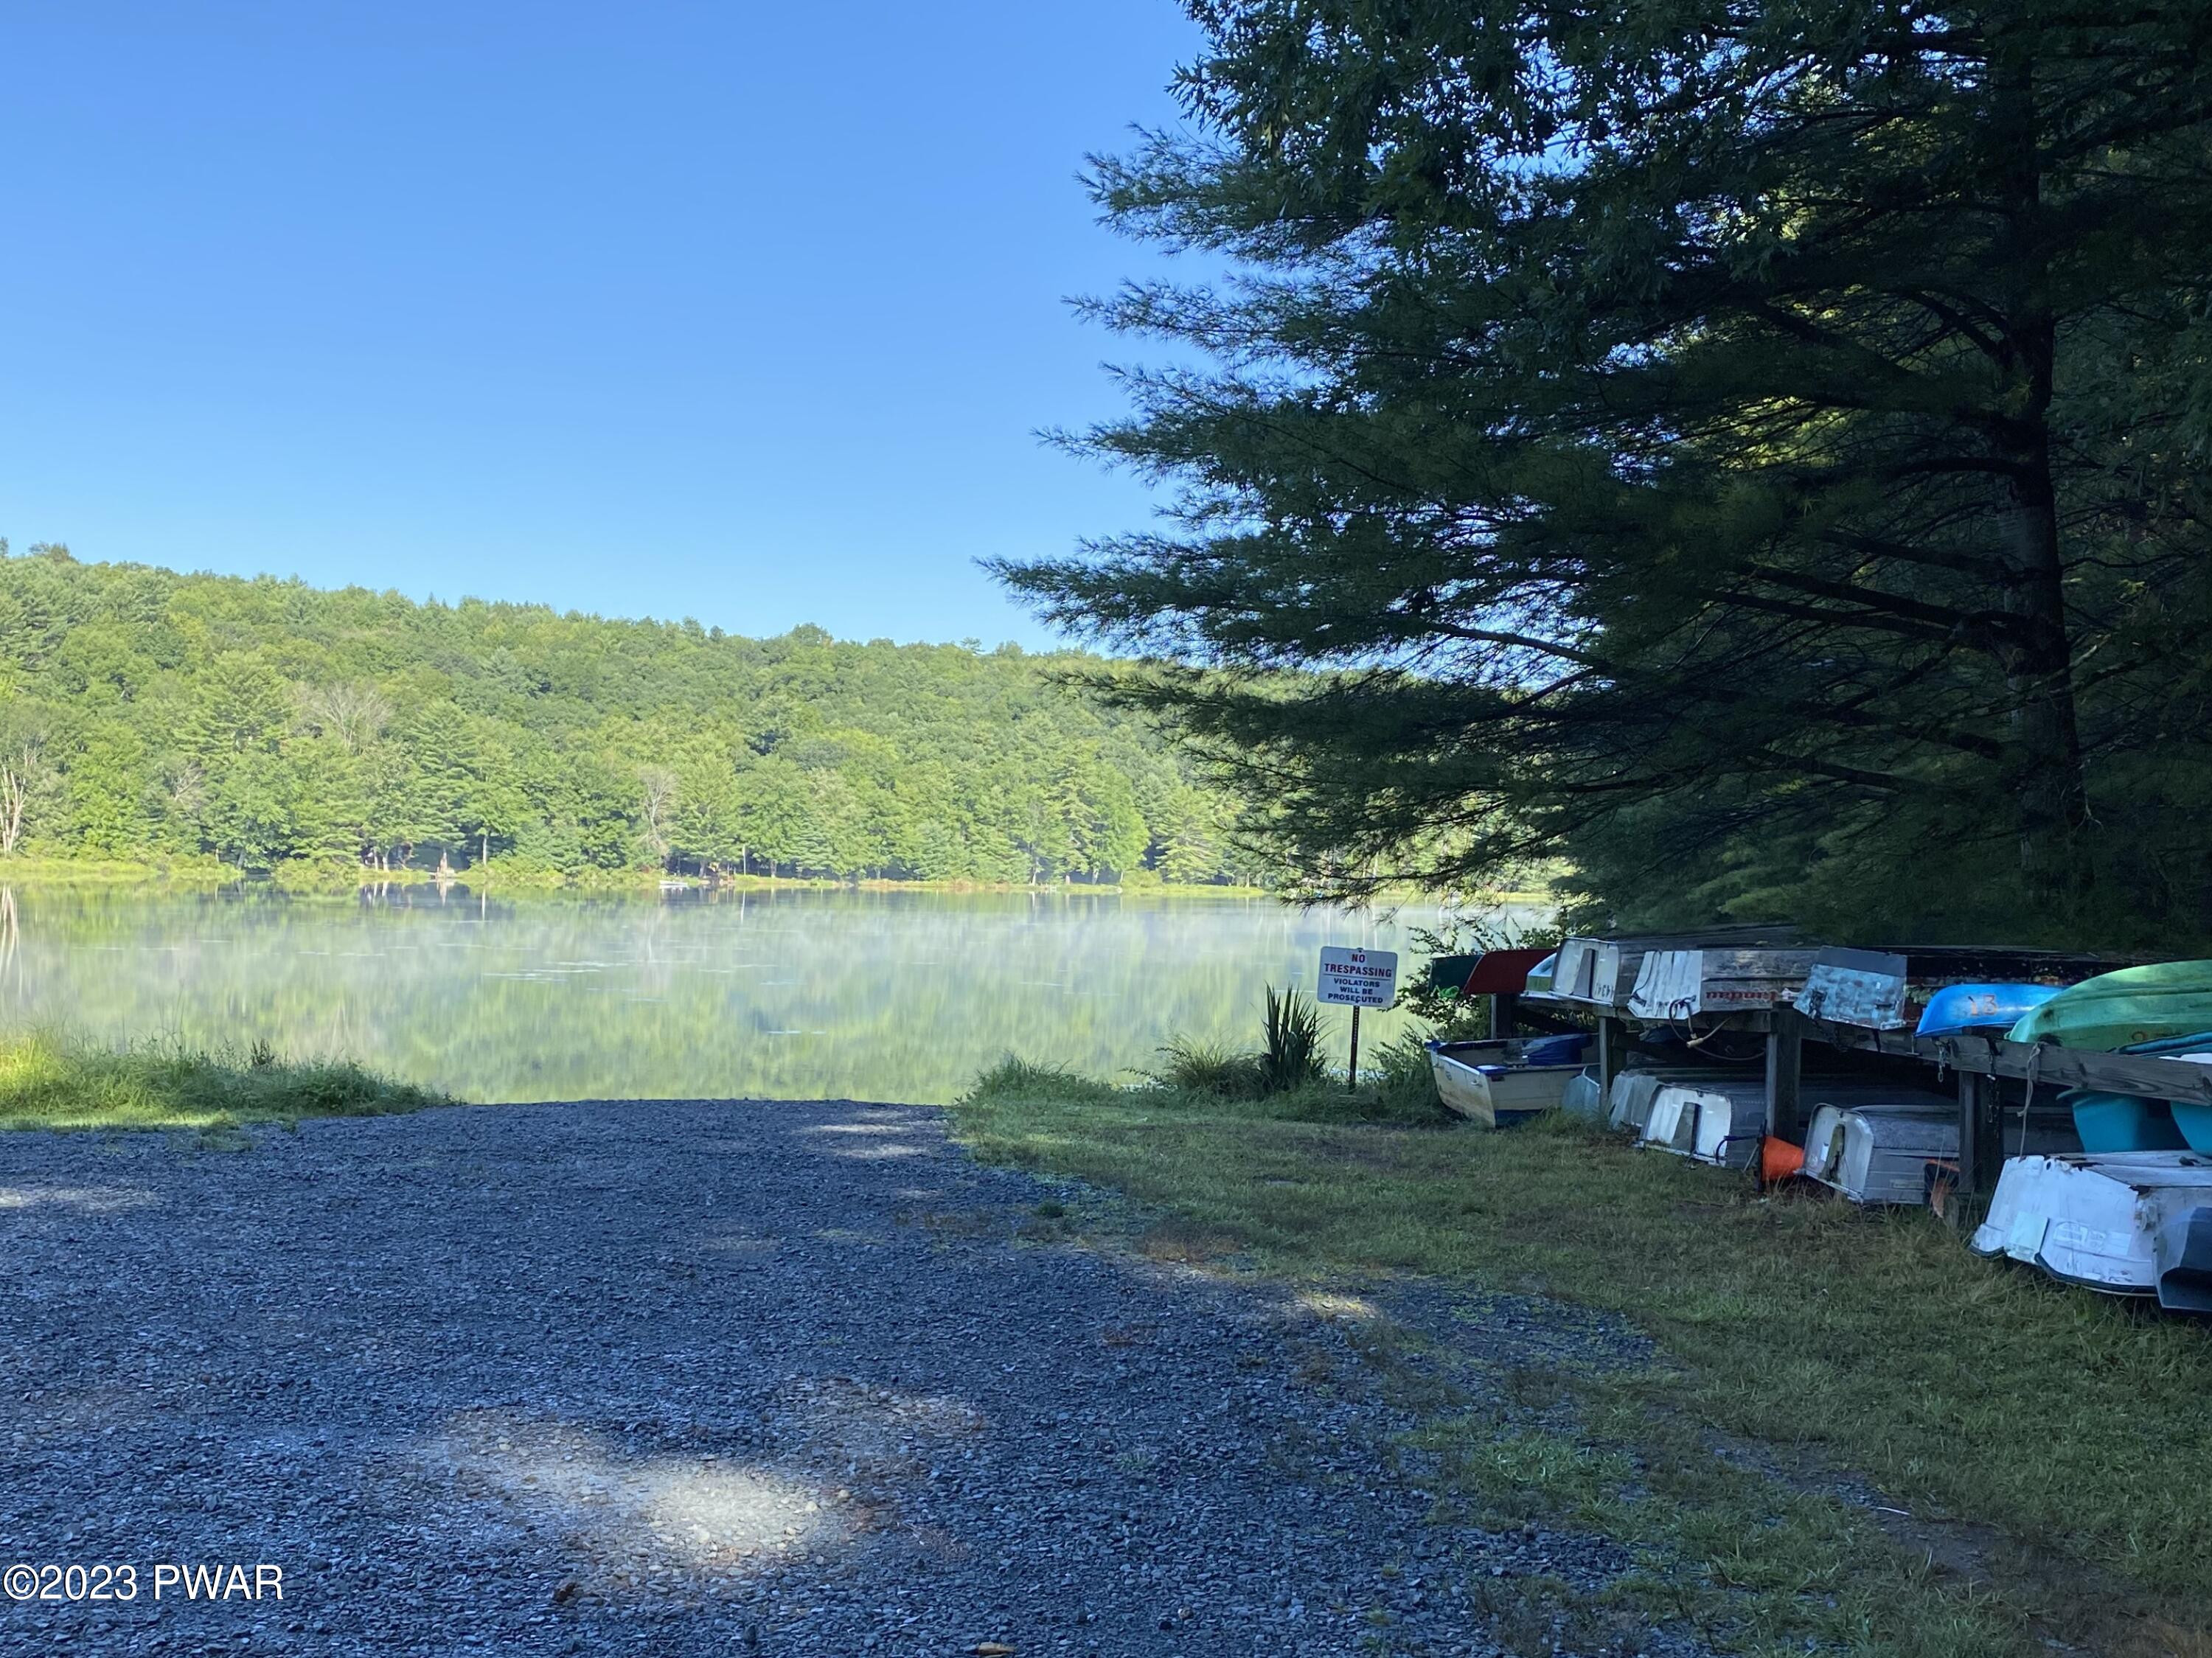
0, 2, 1206, 647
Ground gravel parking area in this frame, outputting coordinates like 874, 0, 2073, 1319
0, 1101, 1678, 1657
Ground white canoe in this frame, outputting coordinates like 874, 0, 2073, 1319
1970, 1152, 2212, 1310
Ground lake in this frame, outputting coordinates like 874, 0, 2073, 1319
0, 886, 1528, 1104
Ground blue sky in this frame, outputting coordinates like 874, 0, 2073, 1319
0, 1, 1206, 648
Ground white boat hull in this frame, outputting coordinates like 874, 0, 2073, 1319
1627, 947, 1818, 1020
1559, 1067, 1604, 1122
1637, 1080, 1770, 1168
1970, 1152, 2212, 1310
1604, 1067, 1744, 1135
1427, 1041, 1584, 1129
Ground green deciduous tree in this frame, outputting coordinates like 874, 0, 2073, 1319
0, 550, 1251, 886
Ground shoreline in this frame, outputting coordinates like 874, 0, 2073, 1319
0, 855, 1551, 907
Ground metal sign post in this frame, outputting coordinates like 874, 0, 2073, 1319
1317, 947, 1399, 1089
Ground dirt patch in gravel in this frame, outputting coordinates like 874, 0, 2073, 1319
0, 1101, 1697, 1657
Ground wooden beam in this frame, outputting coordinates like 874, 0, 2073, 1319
1596, 1015, 1626, 1098
1492, 990, 1518, 1040
1766, 1006, 1806, 1143
1929, 1035, 2212, 1102
1583, 1006, 2212, 1115
1801, 1023, 2212, 1104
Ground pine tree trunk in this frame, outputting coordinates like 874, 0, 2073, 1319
1989, 49, 2091, 916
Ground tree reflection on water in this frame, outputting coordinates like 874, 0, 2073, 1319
0, 887, 1481, 1104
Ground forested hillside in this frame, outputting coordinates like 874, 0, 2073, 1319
0, 545, 1254, 886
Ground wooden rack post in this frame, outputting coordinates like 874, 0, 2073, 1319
1765, 1006, 1806, 1145
1958, 1070, 2005, 1197
1596, 1014, 1626, 1097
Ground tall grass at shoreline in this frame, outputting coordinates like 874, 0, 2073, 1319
0, 1030, 447, 1130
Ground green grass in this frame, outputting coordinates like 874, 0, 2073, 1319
0, 1030, 449, 1131
0, 852, 232, 887
951, 1059, 2212, 1658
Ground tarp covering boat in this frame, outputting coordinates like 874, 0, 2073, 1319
1970, 1152, 2212, 1311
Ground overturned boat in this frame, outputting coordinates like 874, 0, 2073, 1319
1638, 1078, 1773, 1168
1537, 925, 1807, 1014
2006, 961, 2212, 1051
1970, 1152, 2212, 1312
1559, 1066, 1604, 1123
1914, 982, 2062, 1039
1628, 947, 1819, 1022
1427, 1034, 1590, 1129
1802, 1098, 2079, 1206
1605, 1067, 1752, 1137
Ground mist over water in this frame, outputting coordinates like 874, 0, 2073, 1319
0, 888, 1534, 1104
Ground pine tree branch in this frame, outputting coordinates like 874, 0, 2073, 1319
1739, 565, 2008, 638
1717, 591, 1963, 648
1422, 619, 1608, 669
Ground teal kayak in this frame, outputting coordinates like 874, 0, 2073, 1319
2069, 1090, 2190, 1152
2006, 961, 2212, 1051
2171, 1101, 2212, 1154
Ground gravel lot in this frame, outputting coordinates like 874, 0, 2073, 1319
0, 1101, 1683, 1657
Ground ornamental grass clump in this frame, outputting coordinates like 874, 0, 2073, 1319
1256, 986, 1326, 1095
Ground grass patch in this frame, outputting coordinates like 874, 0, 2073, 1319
951, 1063, 2212, 1656
0, 853, 232, 887
0, 1029, 448, 1131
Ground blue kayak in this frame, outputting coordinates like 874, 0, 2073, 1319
1916, 982, 2060, 1038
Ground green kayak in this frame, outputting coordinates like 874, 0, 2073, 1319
2006, 961, 2212, 1051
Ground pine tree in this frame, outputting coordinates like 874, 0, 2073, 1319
1001, 0, 2212, 944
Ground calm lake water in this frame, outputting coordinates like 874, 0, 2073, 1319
0, 887, 1523, 1104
